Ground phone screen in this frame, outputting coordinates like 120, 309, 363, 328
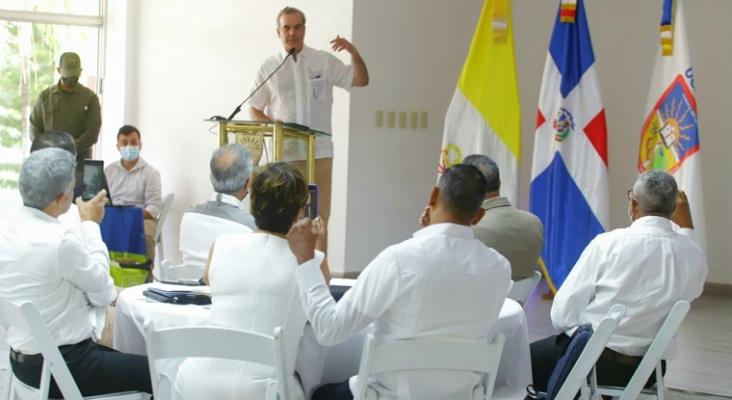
302, 183, 318, 220
82, 160, 105, 201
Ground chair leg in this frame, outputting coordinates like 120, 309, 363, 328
655, 363, 665, 400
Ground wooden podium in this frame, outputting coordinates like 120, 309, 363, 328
207, 119, 329, 183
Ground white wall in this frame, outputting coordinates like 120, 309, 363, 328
343, 0, 732, 283
109, 0, 732, 284
103, 0, 353, 273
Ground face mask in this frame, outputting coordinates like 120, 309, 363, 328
120, 146, 140, 162
61, 76, 79, 87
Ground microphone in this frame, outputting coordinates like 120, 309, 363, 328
224, 47, 297, 121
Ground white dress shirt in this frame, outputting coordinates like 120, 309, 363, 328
0, 191, 80, 226
175, 232, 324, 400
552, 216, 707, 356
248, 45, 353, 161
104, 157, 162, 216
0, 206, 116, 354
296, 223, 511, 400
179, 193, 255, 267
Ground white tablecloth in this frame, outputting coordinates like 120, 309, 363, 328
114, 283, 531, 400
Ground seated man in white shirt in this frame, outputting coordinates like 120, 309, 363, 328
287, 164, 512, 400
179, 143, 256, 268
104, 124, 162, 262
0, 148, 152, 397
530, 170, 708, 391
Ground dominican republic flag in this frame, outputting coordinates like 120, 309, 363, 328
439, 0, 521, 205
640, 0, 705, 250
530, 0, 609, 293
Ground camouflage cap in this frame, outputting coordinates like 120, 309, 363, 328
59, 52, 82, 77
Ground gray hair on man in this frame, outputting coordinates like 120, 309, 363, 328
277, 6, 306, 26
210, 143, 254, 195
632, 170, 678, 217
462, 154, 501, 193
19, 148, 76, 210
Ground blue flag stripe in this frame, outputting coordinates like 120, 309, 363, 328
661, 0, 674, 26
548, 0, 596, 98
530, 154, 605, 288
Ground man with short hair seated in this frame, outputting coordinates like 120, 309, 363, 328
104, 124, 162, 262
179, 143, 256, 268
462, 154, 544, 281
530, 170, 708, 391
287, 164, 512, 400
0, 148, 152, 397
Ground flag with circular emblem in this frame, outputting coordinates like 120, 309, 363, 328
639, 0, 705, 250
438, 0, 521, 205
530, 0, 609, 293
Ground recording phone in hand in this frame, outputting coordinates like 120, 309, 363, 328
302, 183, 318, 220
81, 160, 105, 201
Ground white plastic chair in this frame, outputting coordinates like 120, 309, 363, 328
553, 304, 627, 400
159, 259, 205, 281
0, 298, 144, 400
154, 193, 175, 265
596, 301, 691, 400
507, 271, 542, 307
353, 333, 505, 400
143, 320, 289, 400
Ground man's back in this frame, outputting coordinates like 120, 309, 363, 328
473, 197, 544, 280
179, 193, 255, 267
552, 216, 707, 356
304, 223, 511, 399
0, 208, 107, 353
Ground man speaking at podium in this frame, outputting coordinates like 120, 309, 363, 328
249, 6, 369, 252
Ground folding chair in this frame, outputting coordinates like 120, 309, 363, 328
159, 260, 205, 281
143, 320, 290, 400
551, 304, 627, 400
153, 193, 175, 267
0, 298, 144, 400
596, 301, 691, 400
507, 271, 542, 307
353, 333, 505, 400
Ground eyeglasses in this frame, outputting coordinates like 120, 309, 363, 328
627, 190, 633, 200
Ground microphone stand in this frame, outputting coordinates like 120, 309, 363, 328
227, 47, 297, 121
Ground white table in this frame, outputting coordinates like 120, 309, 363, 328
114, 283, 531, 400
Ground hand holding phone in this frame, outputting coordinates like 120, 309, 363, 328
76, 189, 107, 224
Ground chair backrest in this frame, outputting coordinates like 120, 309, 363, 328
154, 193, 175, 243
603, 300, 691, 400
552, 304, 627, 400
507, 271, 542, 307
0, 298, 85, 400
353, 333, 505, 400
159, 259, 205, 281
143, 320, 290, 400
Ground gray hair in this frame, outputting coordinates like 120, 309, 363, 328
210, 143, 254, 195
19, 148, 76, 210
632, 170, 678, 217
462, 154, 500, 193
277, 6, 306, 26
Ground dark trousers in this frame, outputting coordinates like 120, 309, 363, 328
313, 380, 353, 400
10, 338, 152, 398
530, 334, 665, 392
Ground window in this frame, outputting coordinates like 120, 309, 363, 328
0, 1, 102, 199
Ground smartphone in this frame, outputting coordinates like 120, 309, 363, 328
82, 160, 105, 201
302, 183, 318, 220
